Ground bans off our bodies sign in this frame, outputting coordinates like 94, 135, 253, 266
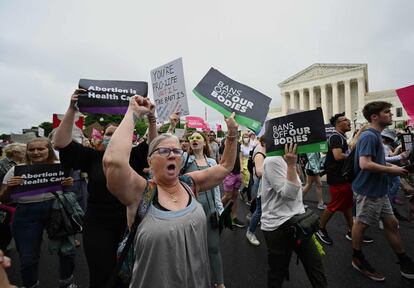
193, 68, 271, 133
265, 109, 328, 156
11, 164, 66, 199
77, 79, 148, 114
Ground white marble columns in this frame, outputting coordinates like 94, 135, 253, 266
309, 87, 315, 110
320, 84, 328, 122
332, 82, 339, 115
283, 77, 366, 123
344, 80, 352, 120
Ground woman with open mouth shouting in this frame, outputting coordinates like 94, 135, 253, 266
103, 95, 239, 288
180, 131, 225, 288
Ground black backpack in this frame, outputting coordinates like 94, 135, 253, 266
341, 148, 356, 182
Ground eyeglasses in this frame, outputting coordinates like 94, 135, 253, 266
337, 118, 351, 124
188, 135, 203, 141
151, 147, 184, 157
208, 134, 215, 137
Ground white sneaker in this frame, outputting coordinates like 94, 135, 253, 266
317, 203, 327, 210
246, 231, 260, 246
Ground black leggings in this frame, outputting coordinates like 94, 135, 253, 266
83, 215, 126, 288
263, 228, 327, 288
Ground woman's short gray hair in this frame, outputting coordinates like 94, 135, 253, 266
148, 133, 179, 157
4, 143, 26, 158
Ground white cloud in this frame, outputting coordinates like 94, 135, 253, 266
0, 0, 413, 134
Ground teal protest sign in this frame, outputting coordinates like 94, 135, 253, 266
193, 68, 271, 133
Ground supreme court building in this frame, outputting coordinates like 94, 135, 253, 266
269, 63, 408, 126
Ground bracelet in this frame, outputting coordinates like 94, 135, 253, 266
147, 115, 156, 124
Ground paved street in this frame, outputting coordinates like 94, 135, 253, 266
5, 184, 414, 288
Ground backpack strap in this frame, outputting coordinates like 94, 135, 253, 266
328, 131, 346, 148
107, 181, 157, 288
179, 174, 196, 197
180, 153, 191, 175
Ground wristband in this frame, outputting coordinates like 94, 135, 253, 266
147, 115, 157, 124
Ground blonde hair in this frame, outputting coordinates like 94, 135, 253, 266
4, 143, 26, 158
25, 137, 58, 164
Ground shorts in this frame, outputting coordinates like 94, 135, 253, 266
354, 193, 394, 226
326, 183, 353, 212
223, 173, 242, 192
306, 169, 321, 177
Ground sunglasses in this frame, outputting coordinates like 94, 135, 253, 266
188, 135, 204, 141
151, 147, 184, 157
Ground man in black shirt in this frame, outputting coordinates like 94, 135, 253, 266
316, 112, 373, 245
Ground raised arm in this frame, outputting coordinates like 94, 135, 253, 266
166, 112, 180, 134
53, 89, 85, 148
146, 105, 158, 144
103, 95, 155, 206
189, 112, 238, 192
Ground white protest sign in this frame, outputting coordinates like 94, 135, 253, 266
11, 133, 36, 144
151, 58, 189, 122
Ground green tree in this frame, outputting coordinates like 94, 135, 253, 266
39, 122, 53, 137
0, 134, 10, 141
135, 119, 148, 137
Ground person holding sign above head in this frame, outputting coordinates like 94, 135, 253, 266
53, 89, 158, 288
260, 143, 327, 288
0, 137, 77, 288
102, 95, 239, 288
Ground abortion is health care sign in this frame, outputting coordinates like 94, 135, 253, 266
77, 79, 148, 114
193, 68, 271, 133
11, 164, 66, 199
151, 58, 189, 122
265, 109, 328, 156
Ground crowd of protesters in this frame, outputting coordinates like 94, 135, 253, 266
0, 92, 414, 288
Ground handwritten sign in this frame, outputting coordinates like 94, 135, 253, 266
151, 58, 189, 122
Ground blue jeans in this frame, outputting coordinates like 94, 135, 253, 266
248, 197, 262, 233
12, 200, 75, 287
71, 170, 88, 212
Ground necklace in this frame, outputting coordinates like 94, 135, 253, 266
157, 181, 180, 203
169, 192, 178, 203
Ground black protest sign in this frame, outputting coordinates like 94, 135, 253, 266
78, 79, 148, 114
265, 109, 328, 156
11, 164, 66, 199
193, 68, 271, 133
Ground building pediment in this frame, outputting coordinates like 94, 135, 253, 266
278, 63, 367, 87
